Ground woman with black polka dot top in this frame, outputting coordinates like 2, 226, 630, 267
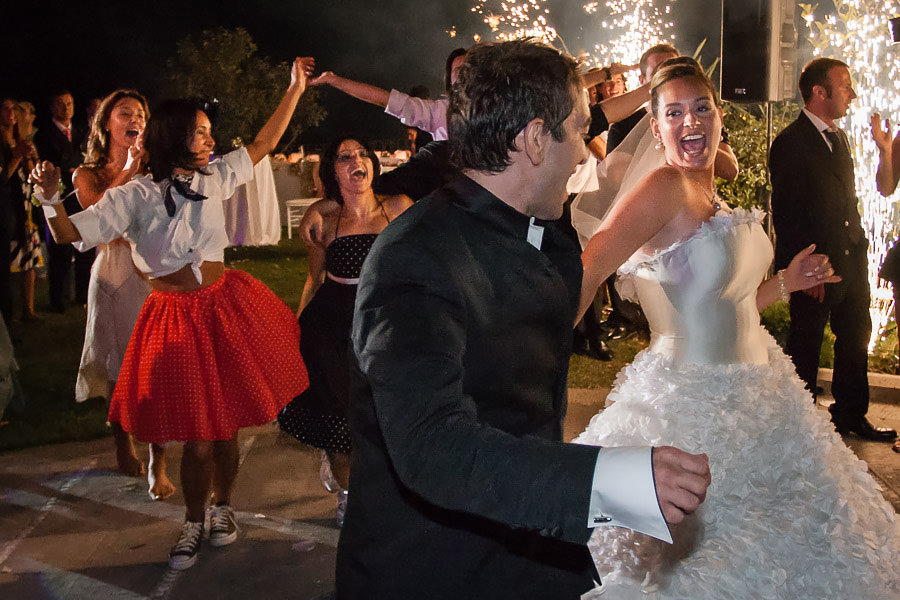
278, 136, 411, 524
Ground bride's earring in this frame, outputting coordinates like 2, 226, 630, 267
654, 138, 662, 150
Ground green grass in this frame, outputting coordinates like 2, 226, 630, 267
32, 232, 900, 451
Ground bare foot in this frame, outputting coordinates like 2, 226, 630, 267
116, 450, 146, 477
148, 446, 175, 501
112, 421, 144, 477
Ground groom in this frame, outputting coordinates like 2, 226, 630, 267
337, 40, 711, 599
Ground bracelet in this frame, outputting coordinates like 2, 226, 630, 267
777, 269, 790, 303
33, 187, 62, 206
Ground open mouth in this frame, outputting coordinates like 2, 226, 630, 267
125, 129, 141, 138
350, 167, 367, 181
680, 133, 707, 156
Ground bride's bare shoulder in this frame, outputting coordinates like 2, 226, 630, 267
620, 165, 689, 213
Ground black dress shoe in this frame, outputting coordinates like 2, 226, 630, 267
833, 418, 898, 441
588, 337, 614, 361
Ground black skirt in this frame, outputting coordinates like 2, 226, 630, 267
278, 279, 355, 454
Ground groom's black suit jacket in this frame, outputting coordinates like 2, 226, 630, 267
337, 176, 601, 599
769, 110, 867, 301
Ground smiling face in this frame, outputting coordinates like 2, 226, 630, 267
105, 97, 147, 150
530, 87, 590, 220
334, 139, 374, 196
822, 66, 857, 121
187, 111, 215, 168
0, 100, 16, 129
651, 75, 722, 172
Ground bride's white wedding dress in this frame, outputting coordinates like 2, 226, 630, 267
575, 207, 900, 599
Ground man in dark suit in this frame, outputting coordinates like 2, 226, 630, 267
770, 58, 896, 442
337, 40, 711, 599
34, 89, 93, 313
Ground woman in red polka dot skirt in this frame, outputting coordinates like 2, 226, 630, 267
32, 58, 312, 571
278, 136, 411, 525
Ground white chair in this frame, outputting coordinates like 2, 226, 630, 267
285, 198, 321, 239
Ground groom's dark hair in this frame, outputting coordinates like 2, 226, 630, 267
448, 39, 581, 173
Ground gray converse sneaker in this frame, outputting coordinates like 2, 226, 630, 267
168, 521, 203, 570
208, 504, 239, 547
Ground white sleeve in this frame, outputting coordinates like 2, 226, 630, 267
586, 446, 672, 543
209, 147, 254, 199
384, 91, 449, 141
70, 184, 136, 252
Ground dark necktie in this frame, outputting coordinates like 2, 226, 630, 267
164, 176, 207, 218
824, 129, 850, 163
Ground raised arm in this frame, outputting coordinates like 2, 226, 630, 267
713, 140, 739, 182
308, 71, 390, 108
598, 82, 650, 124
245, 57, 312, 165
30, 161, 81, 244
872, 113, 900, 196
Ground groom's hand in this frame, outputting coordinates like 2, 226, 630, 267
652, 446, 711, 524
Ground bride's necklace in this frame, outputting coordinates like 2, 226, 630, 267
682, 173, 723, 212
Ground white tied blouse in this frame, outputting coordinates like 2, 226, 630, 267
65, 148, 253, 284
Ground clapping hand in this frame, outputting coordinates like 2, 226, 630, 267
125, 134, 146, 171
29, 161, 61, 200
786, 244, 841, 303
870, 113, 897, 153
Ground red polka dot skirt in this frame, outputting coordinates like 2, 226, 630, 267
109, 269, 309, 444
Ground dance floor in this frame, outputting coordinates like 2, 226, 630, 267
0, 385, 897, 599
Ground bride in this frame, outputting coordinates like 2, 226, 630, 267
576, 57, 900, 598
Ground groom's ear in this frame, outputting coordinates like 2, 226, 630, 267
520, 118, 549, 166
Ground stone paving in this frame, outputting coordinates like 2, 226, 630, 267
1, 383, 898, 600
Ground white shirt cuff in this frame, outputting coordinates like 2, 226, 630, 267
587, 446, 672, 543
69, 210, 101, 252
33, 188, 60, 205
384, 89, 407, 119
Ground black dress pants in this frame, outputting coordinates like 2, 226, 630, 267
786, 251, 871, 424
47, 235, 94, 309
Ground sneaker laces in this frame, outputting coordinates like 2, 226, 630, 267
173, 521, 203, 553
210, 505, 235, 531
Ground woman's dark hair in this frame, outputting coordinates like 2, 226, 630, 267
649, 56, 721, 118
444, 48, 468, 94
145, 98, 210, 181
83, 89, 150, 168
319, 136, 381, 205
448, 39, 580, 173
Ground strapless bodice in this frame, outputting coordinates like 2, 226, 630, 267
618, 208, 773, 366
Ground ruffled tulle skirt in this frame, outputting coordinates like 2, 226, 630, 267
109, 269, 308, 443
575, 334, 900, 599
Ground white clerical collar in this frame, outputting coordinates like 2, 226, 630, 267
527, 217, 544, 250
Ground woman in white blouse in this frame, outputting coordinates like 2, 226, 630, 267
33, 57, 313, 571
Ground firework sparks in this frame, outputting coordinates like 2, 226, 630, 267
584, 0, 677, 70
801, 1, 900, 349
470, 0, 558, 44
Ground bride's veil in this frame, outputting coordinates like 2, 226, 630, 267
570, 111, 666, 248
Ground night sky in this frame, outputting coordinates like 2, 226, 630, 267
2, 1, 729, 148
